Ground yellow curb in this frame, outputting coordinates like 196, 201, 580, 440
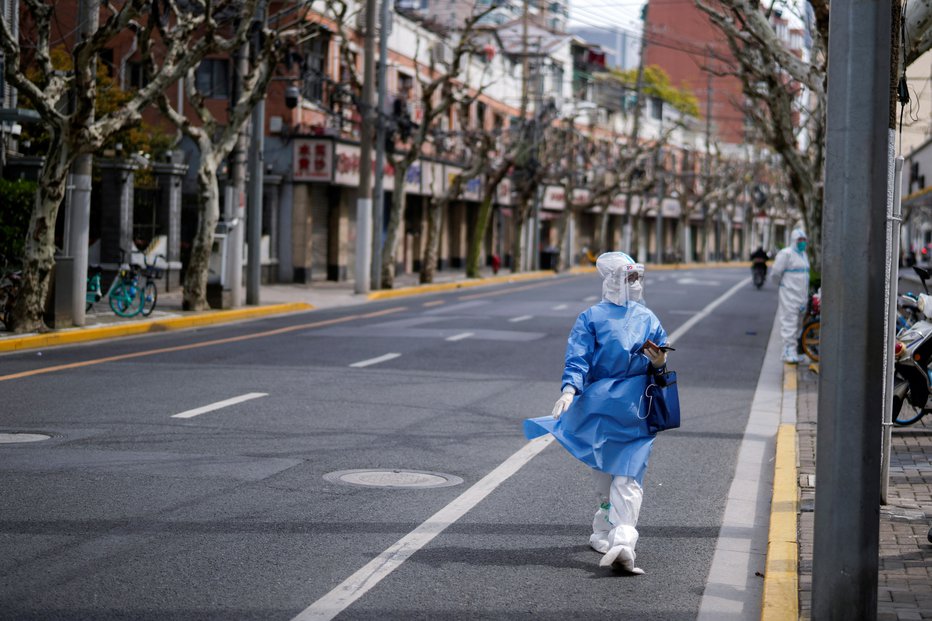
366, 271, 557, 300
0, 302, 314, 353
761, 422, 799, 621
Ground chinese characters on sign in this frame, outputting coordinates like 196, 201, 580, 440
293, 139, 333, 181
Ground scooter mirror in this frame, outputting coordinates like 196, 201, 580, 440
914, 266, 931, 294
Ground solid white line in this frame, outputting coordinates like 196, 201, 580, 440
553, 304, 568, 310
445, 332, 474, 342
292, 435, 555, 621
508, 315, 533, 323
666, 277, 751, 345
697, 304, 783, 619
171, 392, 268, 419
349, 353, 401, 368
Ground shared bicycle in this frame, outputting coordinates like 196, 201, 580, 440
86, 250, 164, 318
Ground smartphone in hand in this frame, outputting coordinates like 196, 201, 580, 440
642, 339, 675, 352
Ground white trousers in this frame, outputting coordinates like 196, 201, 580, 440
589, 470, 643, 562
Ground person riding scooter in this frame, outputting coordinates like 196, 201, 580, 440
750, 246, 769, 289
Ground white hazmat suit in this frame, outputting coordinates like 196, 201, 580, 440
770, 229, 810, 363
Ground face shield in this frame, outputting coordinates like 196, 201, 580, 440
597, 252, 645, 305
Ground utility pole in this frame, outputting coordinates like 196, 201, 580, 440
69, 0, 99, 326
228, 38, 249, 307
703, 52, 712, 262
621, 4, 648, 255
354, 0, 377, 294
246, 5, 267, 306
371, 0, 391, 290
812, 1, 893, 618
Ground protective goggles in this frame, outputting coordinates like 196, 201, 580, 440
621, 264, 645, 283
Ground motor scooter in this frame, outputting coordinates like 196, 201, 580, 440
751, 258, 767, 289
893, 266, 932, 425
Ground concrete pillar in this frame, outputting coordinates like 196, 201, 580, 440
97, 159, 138, 266
292, 183, 313, 283
310, 185, 329, 281
327, 185, 349, 281
278, 181, 294, 283
153, 161, 188, 288
263, 174, 282, 283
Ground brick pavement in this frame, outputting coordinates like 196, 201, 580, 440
795, 365, 932, 620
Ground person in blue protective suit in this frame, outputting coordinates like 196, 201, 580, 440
771, 228, 810, 363
524, 252, 669, 574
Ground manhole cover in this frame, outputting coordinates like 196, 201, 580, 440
0, 433, 51, 444
324, 469, 463, 489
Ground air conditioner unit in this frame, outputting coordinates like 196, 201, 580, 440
431, 41, 454, 66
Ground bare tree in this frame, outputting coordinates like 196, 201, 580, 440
378, 13, 493, 288
0, 0, 259, 332
156, 8, 306, 310
695, 0, 827, 268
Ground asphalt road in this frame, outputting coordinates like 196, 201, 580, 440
0, 267, 778, 620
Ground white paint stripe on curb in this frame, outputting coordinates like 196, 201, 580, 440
292, 435, 555, 621
171, 393, 268, 419
349, 353, 402, 368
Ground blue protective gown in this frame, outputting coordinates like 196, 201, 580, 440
524, 301, 668, 485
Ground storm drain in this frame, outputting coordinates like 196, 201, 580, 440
324, 469, 463, 489
0, 433, 52, 444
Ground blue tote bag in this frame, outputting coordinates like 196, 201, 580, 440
639, 369, 680, 434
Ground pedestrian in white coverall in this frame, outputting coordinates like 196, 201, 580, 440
771, 228, 810, 363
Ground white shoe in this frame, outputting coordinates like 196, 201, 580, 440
599, 544, 634, 568
589, 533, 611, 554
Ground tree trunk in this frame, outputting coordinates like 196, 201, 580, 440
420, 196, 443, 284
380, 164, 409, 288
596, 207, 610, 254
183, 155, 221, 310
702, 216, 713, 263
511, 195, 529, 273
10, 133, 73, 333
466, 169, 507, 278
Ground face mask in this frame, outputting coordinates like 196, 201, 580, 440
796, 241, 807, 252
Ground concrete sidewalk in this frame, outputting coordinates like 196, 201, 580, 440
794, 365, 932, 620
0, 266, 558, 352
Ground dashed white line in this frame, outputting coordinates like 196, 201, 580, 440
171, 393, 268, 419
584, 295, 599, 302
349, 353, 402, 368
508, 315, 533, 323
445, 332, 474, 342
553, 304, 568, 310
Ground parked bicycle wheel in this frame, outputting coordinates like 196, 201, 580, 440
800, 319, 820, 362
141, 281, 158, 316
893, 384, 928, 426
109, 279, 144, 317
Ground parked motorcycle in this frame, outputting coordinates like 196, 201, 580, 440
798, 290, 821, 362
892, 266, 932, 426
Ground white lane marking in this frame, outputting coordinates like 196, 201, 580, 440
584, 295, 599, 302
423, 300, 444, 307
295, 276, 750, 620
171, 393, 268, 419
508, 315, 533, 323
553, 304, 568, 310
292, 435, 555, 621
667, 277, 751, 345
445, 332, 474, 342
697, 301, 783, 619
349, 353, 401, 368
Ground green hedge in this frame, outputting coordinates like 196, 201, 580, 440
0, 178, 36, 267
